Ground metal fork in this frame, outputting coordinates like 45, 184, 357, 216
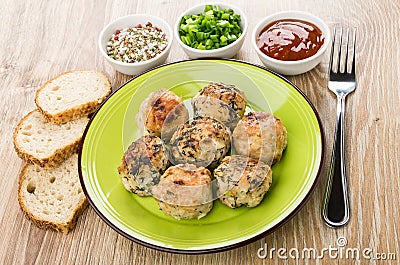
322, 27, 357, 227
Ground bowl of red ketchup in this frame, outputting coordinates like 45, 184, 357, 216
252, 11, 331, 75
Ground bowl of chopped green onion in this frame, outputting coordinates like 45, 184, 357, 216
99, 14, 173, 76
175, 3, 248, 59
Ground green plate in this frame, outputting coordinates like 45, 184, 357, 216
79, 59, 324, 254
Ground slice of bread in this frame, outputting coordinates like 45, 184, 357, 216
13, 110, 89, 168
35, 70, 111, 124
18, 154, 88, 234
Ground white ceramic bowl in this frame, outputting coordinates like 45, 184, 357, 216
175, 2, 248, 59
252, 11, 331, 75
99, 14, 173, 76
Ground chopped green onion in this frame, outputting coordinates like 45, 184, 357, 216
210, 35, 219, 42
221, 13, 230, 20
217, 20, 230, 27
220, 35, 227, 43
204, 5, 213, 12
178, 5, 242, 50
197, 43, 206, 50
196, 31, 205, 41
228, 34, 237, 42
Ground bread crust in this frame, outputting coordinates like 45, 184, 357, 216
17, 162, 89, 234
35, 70, 112, 124
13, 110, 87, 168
14, 70, 106, 234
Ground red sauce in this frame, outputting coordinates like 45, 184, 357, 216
257, 19, 324, 61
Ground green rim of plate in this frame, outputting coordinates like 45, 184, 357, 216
78, 59, 324, 254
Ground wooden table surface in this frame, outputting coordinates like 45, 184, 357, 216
1, 0, 399, 264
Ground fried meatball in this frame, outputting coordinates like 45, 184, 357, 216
168, 116, 231, 168
118, 135, 169, 196
232, 112, 287, 165
214, 155, 273, 208
136, 89, 189, 140
152, 164, 213, 220
192, 82, 246, 130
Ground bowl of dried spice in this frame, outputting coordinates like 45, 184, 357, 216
99, 14, 173, 76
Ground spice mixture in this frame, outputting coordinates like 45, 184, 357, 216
106, 22, 168, 63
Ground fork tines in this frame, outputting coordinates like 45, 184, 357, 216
329, 27, 357, 77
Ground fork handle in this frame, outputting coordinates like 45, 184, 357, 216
322, 93, 350, 227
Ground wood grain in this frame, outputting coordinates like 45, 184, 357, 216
1, 0, 399, 264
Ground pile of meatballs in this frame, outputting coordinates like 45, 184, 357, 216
118, 82, 287, 220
